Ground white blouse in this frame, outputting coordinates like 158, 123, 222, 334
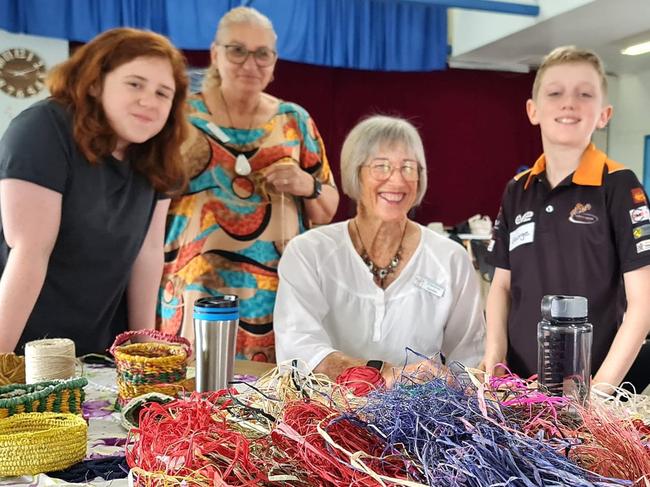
274, 221, 485, 370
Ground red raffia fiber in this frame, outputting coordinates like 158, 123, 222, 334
563, 404, 650, 485
271, 400, 411, 486
126, 390, 268, 486
335, 366, 385, 397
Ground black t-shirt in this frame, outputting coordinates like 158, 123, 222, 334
487, 145, 650, 378
0, 99, 158, 355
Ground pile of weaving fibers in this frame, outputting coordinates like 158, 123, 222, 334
272, 400, 419, 486
355, 376, 631, 487
126, 362, 649, 487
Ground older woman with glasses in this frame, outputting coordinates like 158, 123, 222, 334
158, 6, 339, 362
274, 115, 485, 385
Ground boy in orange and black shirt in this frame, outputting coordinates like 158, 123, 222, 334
483, 46, 650, 391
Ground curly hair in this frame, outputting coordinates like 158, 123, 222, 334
47, 27, 189, 194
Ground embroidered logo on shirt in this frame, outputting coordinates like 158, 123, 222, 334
633, 224, 650, 240
514, 211, 534, 225
631, 188, 647, 205
636, 240, 650, 254
568, 203, 598, 224
630, 205, 650, 224
414, 275, 445, 297
509, 222, 535, 251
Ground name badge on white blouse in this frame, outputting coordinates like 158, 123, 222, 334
414, 275, 445, 297
206, 122, 231, 143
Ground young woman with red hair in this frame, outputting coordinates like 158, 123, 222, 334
0, 27, 189, 355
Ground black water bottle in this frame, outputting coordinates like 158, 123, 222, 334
537, 295, 593, 403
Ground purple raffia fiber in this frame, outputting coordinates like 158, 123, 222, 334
352, 375, 632, 487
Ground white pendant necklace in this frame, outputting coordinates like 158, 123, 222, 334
235, 154, 251, 176
220, 89, 260, 176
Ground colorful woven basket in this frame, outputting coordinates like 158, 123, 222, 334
110, 330, 192, 407
0, 377, 87, 419
0, 412, 87, 476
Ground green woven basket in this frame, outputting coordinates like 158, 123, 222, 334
0, 377, 87, 419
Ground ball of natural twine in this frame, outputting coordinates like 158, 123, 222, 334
25, 338, 76, 384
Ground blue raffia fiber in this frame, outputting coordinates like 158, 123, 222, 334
349, 376, 631, 487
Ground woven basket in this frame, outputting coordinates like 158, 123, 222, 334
0, 377, 87, 419
0, 353, 25, 385
110, 330, 192, 407
0, 412, 87, 476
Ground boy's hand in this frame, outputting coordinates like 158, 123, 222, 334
478, 354, 508, 377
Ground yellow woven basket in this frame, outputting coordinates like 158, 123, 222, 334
110, 330, 192, 407
0, 412, 87, 476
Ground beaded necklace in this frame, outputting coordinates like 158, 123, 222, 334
353, 218, 408, 287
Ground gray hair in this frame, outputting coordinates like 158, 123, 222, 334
204, 6, 277, 89
214, 6, 277, 46
340, 115, 428, 206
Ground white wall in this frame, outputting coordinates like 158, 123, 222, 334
0, 30, 68, 137
607, 70, 650, 180
450, 0, 594, 57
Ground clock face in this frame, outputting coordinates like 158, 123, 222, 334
0, 48, 47, 98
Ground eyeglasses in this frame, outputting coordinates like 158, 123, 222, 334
364, 159, 420, 182
220, 44, 277, 67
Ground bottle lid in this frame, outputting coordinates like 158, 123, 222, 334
541, 295, 588, 320
194, 295, 238, 309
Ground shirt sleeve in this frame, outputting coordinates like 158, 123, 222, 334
486, 181, 513, 270
274, 235, 336, 371
440, 248, 486, 367
292, 104, 335, 187
606, 169, 650, 273
0, 101, 70, 193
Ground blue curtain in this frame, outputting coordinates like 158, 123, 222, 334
0, 0, 447, 71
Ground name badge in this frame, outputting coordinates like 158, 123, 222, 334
206, 122, 231, 143
509, 222, 535, 251
414, 275, 445, 297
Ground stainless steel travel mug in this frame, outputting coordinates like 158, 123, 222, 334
193, 295, 239, 392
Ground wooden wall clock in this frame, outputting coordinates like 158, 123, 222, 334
0, 48, 47, 98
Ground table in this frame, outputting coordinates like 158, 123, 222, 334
0, 360, 275, 487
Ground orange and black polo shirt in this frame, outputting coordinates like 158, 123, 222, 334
487, 144, 650, 378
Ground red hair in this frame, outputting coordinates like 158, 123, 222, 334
47, 27, 189, 194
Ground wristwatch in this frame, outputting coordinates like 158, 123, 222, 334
366, 360, 384, 372
305, 176, 322, 199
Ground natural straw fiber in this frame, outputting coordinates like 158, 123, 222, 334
0, 377, 87, 419
0, 412, 87, 476
25, 338, 76, 383
0, 353, 25, 385
110, 330, 191, 407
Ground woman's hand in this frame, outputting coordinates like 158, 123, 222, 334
264, 163, 314, 197
382, 359, 446, 388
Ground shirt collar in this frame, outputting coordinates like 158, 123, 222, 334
524, 143, 608, 189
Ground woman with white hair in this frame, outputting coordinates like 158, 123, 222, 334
158, 6, 339, 362
274, 115, 485, 385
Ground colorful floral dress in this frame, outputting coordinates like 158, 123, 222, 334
157, 93, 333, 362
